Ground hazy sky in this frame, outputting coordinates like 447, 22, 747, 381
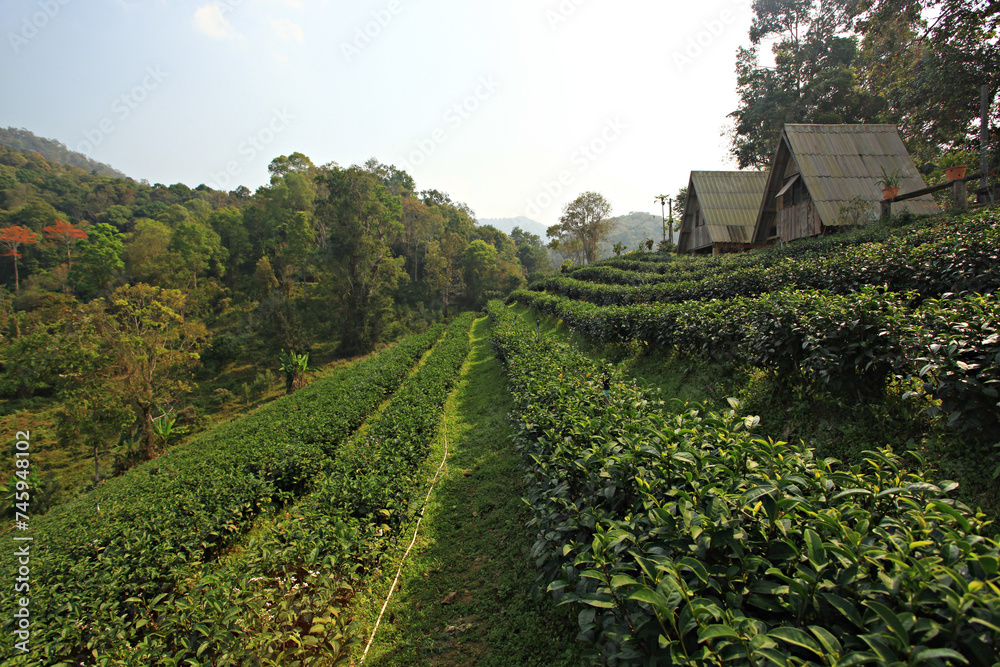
2, 0, 757, 227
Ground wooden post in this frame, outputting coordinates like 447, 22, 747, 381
953, 178, 968, 211
880, 199, 891, 221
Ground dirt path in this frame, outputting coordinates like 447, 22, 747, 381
351, 317, 583, 667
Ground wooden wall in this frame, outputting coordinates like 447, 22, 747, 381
687, 210, 712, 252
776, 197, 821, 242
775, 158, 821, 242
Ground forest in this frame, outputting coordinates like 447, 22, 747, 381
0, 137, 551, 501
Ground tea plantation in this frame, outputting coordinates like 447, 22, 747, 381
4, 209, 1000, 666
492, 208, 1000, 665
1, 315, 476, 665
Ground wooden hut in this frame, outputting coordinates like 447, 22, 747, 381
677, 170, 769, 254
750, 124, 939, 245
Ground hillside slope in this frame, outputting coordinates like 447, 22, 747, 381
0, 127, 129, 178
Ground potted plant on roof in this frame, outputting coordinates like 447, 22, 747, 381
876, 166, 901, 199
940, 148, 973, 182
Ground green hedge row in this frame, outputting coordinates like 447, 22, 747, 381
570, 211, 973, 283
510, 287, 1000, 448
539, 213, 1000, 306
87, 312, 475, 666
488, 301, 1000, 665
0, 326, 444, 665
564, 219, 896, 280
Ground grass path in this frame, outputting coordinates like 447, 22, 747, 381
351, 317, 583, 667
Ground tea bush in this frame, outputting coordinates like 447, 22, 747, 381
509, 287, 1000, 449
0, 325, 444, 665
536, 212, 999, 307
488, 301, 1000, 665
82, 313, 475, 665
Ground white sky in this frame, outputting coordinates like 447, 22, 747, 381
1, 0, 757, 227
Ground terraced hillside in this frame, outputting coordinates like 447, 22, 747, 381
1, 315, 475, 665
4, 210, 999, 666
511, 210, 1000, 464
495, 208, 1000, 665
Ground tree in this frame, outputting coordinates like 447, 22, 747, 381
156, 203, 191, 228
424, 231, 466, 318
93, 284, 206, 458
317, 165, 406, 355
252, 255, 279, 300
365, 158, 415, 197
510, 226, 553, 280
72, 223, 124, 299
268, 152, 316, 178
278, 211, 316, 286
730, 0, 999, 166
0, 225, 39, 295
729, 1, 882, 168
124, 219, 176, 287
43, 220, 88, 290
278, 349, 309, 394
168, 219, 227, 290
549, 192, 614, 265
546, 230, 584, 267
397, 197, 445, 283
208, 207, 250, 289
98, 205, 132, 230
7, 200, 59, 232
58, 375, 133, 483
852, 0, 999, 157
462, 240, 498, 308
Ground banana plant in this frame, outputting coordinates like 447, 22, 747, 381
279, 348, 310, 394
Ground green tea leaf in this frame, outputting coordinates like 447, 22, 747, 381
804, 528, 827, 568
865, 600, 909, 647
913, 648, 969, 664
822, 592, 864, 629
808, 625, 842, 656
768, 627, 824, 657
699, 624, 741, 642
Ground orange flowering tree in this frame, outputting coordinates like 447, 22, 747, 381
0, 225, 40, 295
43, 219, 88, 271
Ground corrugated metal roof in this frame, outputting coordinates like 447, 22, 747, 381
784, 124, 940, 225
689, 170, 768, 246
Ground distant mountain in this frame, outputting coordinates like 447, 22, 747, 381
0, 127, 128, 179
477, 216, 548, 239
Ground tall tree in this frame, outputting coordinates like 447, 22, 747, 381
462, 239, 499, 308
510, 226, 553, 280
124, 219, 175, 287
0, 225, 39, 295
207, 207, 250, 289
853, 0, 999, 156
549, 192, 614, 265
168, 219, 227, 290
71, 223, 124, 299
42, 219, 87, 276
424, 231, 467, 318
397, 197, 445, 283
268, 152, 317, 178
729, 0, 882, 168
546, 230, 584, 267
317, 165, 405, 355
730, 0, 998, 166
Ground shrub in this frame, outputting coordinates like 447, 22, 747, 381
487, 301, 1000, 665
